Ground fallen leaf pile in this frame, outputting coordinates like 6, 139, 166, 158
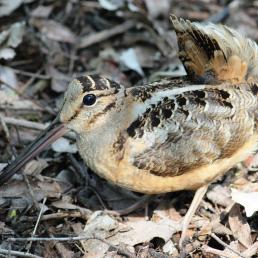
0, 0, 258, 257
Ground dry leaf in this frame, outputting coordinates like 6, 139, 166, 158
110, 218, 181, 246
55, 242, 74, 258
0, 30, 8, 44
0, 90, 40, 110
23, 159, 48, 176
51, 137, 78, 153
231, 188, 258, 217
0, 21, 25, 60
134, 46, 159, 68
37, 181, 63, 198
31, 19, 76, 43
31, 5, 53, 18
0, 0, 23, 17
162, 240, 177, 255
48, 66, 68, 92
228, 205, 252, 248
51, 199, 92, 220
98, 0, 125, 10
242, 242, 258, 257
0, 48, 15, 59
244, 153, 258, 169
0, 163, 7, 171
0, 180, 46, 211
0, 67, 40, 110
120, 48, 144, 76
153, 198, 182, 222
81, 211, 119, 256
207, 185, 233, 207
7, 22, 25, 48
0, 65, 18, 88
144, 0, 170, 18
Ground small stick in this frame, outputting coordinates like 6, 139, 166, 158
242, 242, 258, 257
8, 236, 136, 258
179, 185, 208, 248
2, 66, 50, 80
0, 114, 10, 141
3, 116, 48, 130
0, 248, 42, 258
0, 78, 54, 115
24, 211, 91, 222
110, 195, 153, 216
202, 245, 240, 258
28, 198, 47, 246
79, 20, 136, 49
211, 233, 245, 258
2, 116, 76, 139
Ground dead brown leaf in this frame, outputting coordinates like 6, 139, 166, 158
31, 18, 76, 43
228, 205, 253, 248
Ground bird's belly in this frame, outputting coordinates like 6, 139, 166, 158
81, 133, 258, 194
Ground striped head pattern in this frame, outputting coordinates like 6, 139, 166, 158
59, 75, 124, 134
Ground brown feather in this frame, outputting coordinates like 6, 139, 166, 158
171, 15, 258, 84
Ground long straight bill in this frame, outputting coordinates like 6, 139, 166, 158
0, 119, 68, 186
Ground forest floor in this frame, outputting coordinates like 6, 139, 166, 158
0, 0, 258, 257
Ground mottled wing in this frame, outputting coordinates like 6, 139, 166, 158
171, 15, 258, 83
127, 83, 258, 176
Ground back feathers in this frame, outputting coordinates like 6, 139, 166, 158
171, 15, 258, 84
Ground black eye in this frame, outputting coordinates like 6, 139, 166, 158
83, 94, 96, 106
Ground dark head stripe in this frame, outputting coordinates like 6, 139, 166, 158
77, 75, 121, 92
250, 83, 258, 96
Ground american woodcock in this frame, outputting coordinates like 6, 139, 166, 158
1, 16, 258, 194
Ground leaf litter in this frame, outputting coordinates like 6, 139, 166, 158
0, 1, 257, 257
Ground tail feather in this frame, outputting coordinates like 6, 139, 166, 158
171, 15, 258, 84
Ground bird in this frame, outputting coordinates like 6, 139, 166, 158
0, 15, 257, 246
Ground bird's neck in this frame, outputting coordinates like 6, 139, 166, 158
76, 107, 129, 170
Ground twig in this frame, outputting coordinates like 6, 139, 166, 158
180, 185, 208, 248
88, 186, 108, 210
68, 153, 89, 185
81, 1, 101, 9
202, 245, 239, 258
30, 197, 47, 239
8, 236, 136, 258
211, 233, 245, 258
141, 23, 171, 56
0, 78, 27, 100
107, 195, 153, 216
7, 235, 97, 242
79, 20, 136, 49
39, 210, 92, 221
0, 248, 42, 258
207, 0, 241, 23
2, 116, 76, 140
149, 248, 170, 258
3, 116, 48, 130
3, 66, 50, 80
19, 67, 45, 94
242, 242, 258, 257
23, 172, 46, 252
0, 114, 10, 141
68, 44, 77, 76
0, 78, 55, 115
206, 6, 229, 23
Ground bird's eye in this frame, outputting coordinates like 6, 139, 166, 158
83, 94, 97, 106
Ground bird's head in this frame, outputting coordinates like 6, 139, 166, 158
0, 75, 124, 185
60, 75, 123, 134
